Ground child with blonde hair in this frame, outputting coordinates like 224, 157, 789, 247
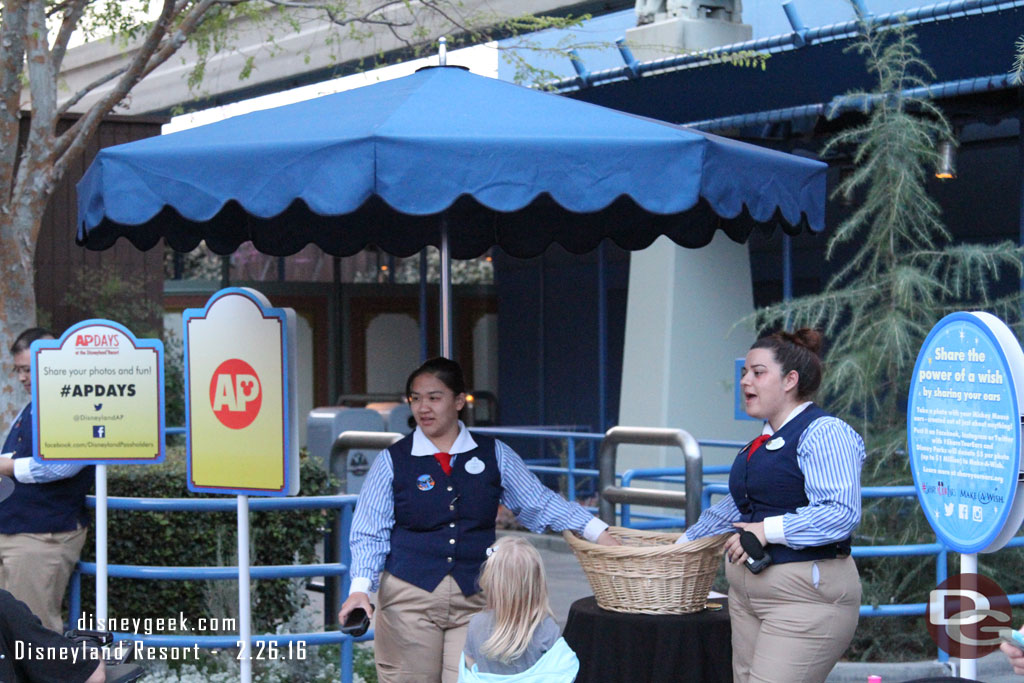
459, 536, 579, 682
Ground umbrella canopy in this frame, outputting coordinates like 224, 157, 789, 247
77, 65, 826, 259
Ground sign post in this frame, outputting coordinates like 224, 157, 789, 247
31, 320, 165, 625
184, 288, 298, 683
908, 312, 1024, 677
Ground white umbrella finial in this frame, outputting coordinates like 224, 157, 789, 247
438, 36, 447, 66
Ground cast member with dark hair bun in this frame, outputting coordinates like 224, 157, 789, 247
339, 357, 618, 683
681, 329, 865, 683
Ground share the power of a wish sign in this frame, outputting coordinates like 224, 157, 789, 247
908, 313, 1021, 552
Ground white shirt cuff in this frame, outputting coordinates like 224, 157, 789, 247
348, 577, 372, 596
13, 457, 36, 483
582, 517, 609, 543
675, 531, 690, 544
763, 515, 787, 545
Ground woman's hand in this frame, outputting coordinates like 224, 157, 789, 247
1000, 629, 1024, 674
338, 591, 374, 625
724, 521, 766, 564
595, 529, 621, 546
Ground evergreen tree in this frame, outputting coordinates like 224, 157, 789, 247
750, 13, 1024, 660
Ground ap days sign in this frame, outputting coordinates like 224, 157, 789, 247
32, 320, 164, 464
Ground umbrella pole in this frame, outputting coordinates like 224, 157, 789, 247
440, 217, 453, 359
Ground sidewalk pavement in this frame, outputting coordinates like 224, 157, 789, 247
518, 530, 1020, 683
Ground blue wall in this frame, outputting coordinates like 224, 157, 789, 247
494, 244, 629, 444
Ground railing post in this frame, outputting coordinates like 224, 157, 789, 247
342, 636, 354, 683
598, 426, 703, 527
567, 436, 577, 502
69, 566, 82, 631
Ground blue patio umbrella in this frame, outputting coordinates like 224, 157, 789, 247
77, 64, 826, 356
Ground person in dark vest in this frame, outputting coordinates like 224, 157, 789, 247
0, 328, 93, 632
340, 357, 618, 683
680, 329, 865, 683
0, 477, 104, 683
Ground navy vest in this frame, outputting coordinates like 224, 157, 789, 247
0, 404, 93, 534
385, 432, 502, 596
729, 404, 850, 565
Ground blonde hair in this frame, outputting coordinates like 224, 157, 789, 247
477, 536, 554, 664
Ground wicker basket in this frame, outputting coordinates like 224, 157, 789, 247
562, 527, 729, 615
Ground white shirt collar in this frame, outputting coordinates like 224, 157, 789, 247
762, 401, 812, 435
410, 420, 478, 456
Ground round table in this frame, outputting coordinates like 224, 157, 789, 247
562, 596, 732, 683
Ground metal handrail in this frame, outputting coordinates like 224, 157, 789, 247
597, 426, 702, 527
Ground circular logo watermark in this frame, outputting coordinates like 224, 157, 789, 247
926, 573, 1012, 659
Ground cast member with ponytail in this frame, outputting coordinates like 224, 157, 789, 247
681, 329, 865, 683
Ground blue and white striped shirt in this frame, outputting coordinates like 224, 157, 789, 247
348, 423, 607, 595
4, 405, 89, 484
685, 404, 865, 548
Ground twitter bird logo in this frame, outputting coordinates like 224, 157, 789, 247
94, 403, 102, 411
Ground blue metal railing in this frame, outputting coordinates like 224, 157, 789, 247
73, 493, 367, 682
81, 425, 1024, 678
470, 426, 604, 501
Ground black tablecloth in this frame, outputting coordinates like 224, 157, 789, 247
562, 596, 732, 683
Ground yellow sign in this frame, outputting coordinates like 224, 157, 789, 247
33, 320, 164, 463
185, 288, 298, 495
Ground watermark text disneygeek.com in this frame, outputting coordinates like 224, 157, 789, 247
76, 611, 234, 634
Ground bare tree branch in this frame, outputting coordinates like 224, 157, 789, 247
0, 0, 27, 207
50, 0, 90, 70
51, 0, 183, 175
52, 0, 229, 185
56, 61, 131, 116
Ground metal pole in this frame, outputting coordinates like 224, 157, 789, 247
538, 260, 545, 430
959, 553, 978, 680
597, 243, 608, 432
1019, 113, 1024, 295
332, 256, 343, 404
440, 218, 453, 359
782, 234, 793, 302
96, 465, 108, 624
420, 250, 429, 361
238, 495, 252, 683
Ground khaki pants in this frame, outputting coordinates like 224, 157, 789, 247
725, 555, 861, 683
374, 571, 486, 683
0, 527, 88, 632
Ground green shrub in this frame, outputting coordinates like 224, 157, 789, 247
79, 449, 338, 634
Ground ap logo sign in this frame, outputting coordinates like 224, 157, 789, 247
927, 573, 1011, 659
209, 358, 262, 429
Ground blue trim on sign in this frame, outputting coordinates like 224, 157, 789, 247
30, 319, 165, 466
907, 312, 1021, 554
182, 287, 294, 497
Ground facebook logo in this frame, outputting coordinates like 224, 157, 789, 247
93, 425, 105, 438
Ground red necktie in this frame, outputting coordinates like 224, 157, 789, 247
434, 452, 453, 476
746, 434, 771, 461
